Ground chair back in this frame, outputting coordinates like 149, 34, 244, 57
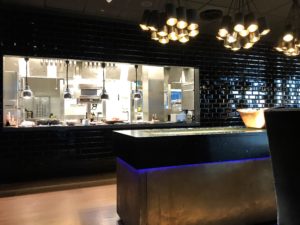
265, 108, 300, 225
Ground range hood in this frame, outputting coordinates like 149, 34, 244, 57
78, 84, 101, 103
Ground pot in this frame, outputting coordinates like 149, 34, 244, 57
237, 108, 268, 129
36, 119, 60, 126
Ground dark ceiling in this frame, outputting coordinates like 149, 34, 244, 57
0, 0, 293, 43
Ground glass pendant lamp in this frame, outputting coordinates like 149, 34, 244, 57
100, 62, 109, 100
133, 65, 141, 100
168, 26, 179, 40
176, 6, 188, 29
22, 57, 33, 99
64, 60, 72, 99
139, 10, 151, 31
166, 3, 177, 26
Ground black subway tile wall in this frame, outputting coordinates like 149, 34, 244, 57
0, 128, 115, 182
196, 43, 300, 126
199, 58, 300, 126
0, 7, 300, 182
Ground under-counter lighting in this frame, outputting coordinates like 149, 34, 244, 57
22, 57, 33, 99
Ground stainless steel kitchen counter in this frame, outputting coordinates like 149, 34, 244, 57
2, 121, 200, 132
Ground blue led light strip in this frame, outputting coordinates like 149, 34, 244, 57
117, 156, 271, 174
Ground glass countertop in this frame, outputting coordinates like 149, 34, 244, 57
114, 127, 265, 138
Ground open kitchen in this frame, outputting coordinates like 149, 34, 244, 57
3, 56, 198, 127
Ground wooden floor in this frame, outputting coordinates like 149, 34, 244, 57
0, 183, 120, 225
0, 178, 277, 225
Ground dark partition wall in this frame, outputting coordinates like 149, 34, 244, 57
0, 6, 300, 182
1, 127, 115, 182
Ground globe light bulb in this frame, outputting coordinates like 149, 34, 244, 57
283, 33, 294, 42
218, 29, 228, 38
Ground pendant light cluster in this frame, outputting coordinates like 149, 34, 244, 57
64, 60, 72, 99
139, 3, 199, 44
133, 65, 141, 100
22, 57, 33, 99
275, 0, 300, 56
216, 0, 270, 51
100, 62, 109, 100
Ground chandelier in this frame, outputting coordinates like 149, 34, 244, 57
139, 3, 199, 44
275, 0, 300, 57
216, 0, 270, 51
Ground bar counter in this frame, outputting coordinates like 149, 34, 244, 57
113, 127, 269, 169
113, 127, 276, 225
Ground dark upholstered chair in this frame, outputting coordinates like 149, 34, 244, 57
264, 108, 300, 225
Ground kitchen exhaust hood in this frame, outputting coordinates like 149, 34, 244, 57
78, 84, 101, 103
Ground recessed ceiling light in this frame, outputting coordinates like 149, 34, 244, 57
200, 9, 223, 21
106, 0, 112, 3
141, 1, 152, 8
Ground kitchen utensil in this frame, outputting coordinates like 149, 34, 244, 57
237, 108, 268, 128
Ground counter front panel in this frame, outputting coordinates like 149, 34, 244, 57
113, 127, 269, 169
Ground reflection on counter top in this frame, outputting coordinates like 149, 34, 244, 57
113, 125, 269, 169
115, 126, 265, 138
14, 120, 197, 127
3, 121, 201, 131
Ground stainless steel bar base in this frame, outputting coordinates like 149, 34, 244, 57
117, 158, 276, 225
